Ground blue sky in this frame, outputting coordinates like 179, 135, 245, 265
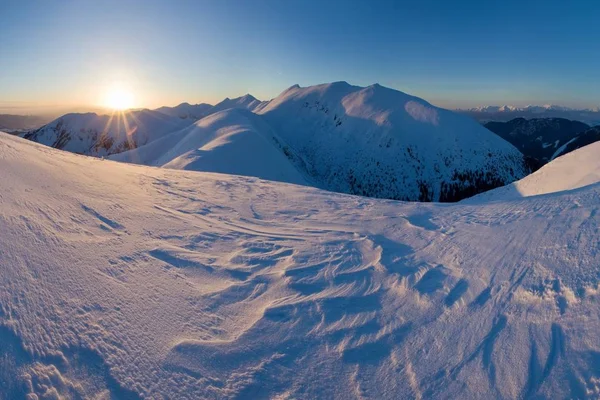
1, 0, 599, 113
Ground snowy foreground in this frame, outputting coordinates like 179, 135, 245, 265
1, 132, 600, 399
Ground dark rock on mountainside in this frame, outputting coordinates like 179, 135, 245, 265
552, 126, 600, 160
484, 118, 590, 165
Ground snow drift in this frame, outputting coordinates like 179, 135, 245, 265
2, 131, 600, 398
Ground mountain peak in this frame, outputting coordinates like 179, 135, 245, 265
240, 93, 256, 99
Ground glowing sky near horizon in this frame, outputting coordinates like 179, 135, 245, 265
1, 0, 599, 114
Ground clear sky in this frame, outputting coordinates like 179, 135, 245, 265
1, 0, 599, 114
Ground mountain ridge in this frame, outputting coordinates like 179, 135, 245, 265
484, 117, 591, 165
112, 81, 533, 202
256, 81, 532, 201
21, 109, 192, 156
460, 105, 600, 125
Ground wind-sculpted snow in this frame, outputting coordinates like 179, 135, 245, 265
2, 132, 600, 398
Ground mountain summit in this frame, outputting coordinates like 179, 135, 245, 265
254, 82, 532, 201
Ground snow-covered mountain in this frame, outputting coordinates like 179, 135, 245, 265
467, 104, 581, 113
460, 105, 600, 125
154, 102, 213, 120
210, 93, 270, 114
484, 118, 591, 164
154, 95, 270, 122
21, 109, 192, 156
255, 82, 532, 201
468, 105, 520, 113
113, 82, 532, 202
111, 108, 309, 185
2, 131, 600, 399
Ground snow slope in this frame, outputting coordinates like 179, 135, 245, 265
2, 131, 600, 399
111, 108, 309, 185
257, 82, 531, 201
468, 141, 600, 202
22, 110, 192, 156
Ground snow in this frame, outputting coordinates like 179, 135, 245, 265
19, 82, 532, 202
111, 108, 310, 186
467, 141, 600, 201
21, 110, 192, 157
2, 131, 600, 398
256, 82, 530, 201
154, 96, 269, 121
551, 136, 579, 160
109, 82, 531, 202
210, 94, 270, 114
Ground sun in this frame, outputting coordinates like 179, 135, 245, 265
103, 86, 135, 110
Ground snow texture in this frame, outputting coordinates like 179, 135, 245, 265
2, 131, 600, 399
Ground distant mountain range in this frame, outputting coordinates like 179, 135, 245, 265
465, 104, 598, 113
154, 94, 269, 121
154, 102, 213, 120
458, 105, 600, 126
0, 114, 52, 132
